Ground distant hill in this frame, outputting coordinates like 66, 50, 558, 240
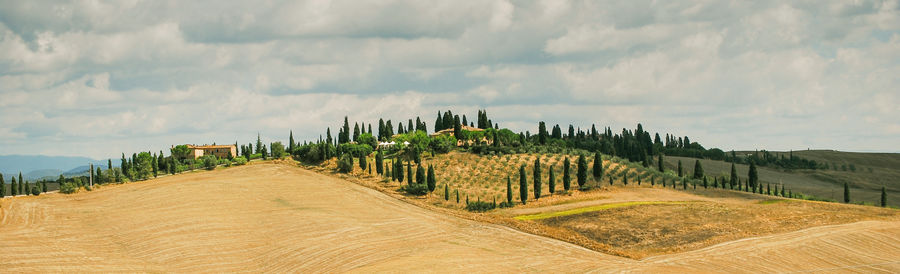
662, 150, 900, 207
0, 155, 107, 180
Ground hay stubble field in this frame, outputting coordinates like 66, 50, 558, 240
1, 162, 898, 272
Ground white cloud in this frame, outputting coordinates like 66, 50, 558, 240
0, 0, 898, 158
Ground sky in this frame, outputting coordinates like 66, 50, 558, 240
0, 0, 898, 160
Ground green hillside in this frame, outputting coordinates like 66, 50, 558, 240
663, 150, 899, 206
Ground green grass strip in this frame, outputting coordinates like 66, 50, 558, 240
514, 201, 689, 221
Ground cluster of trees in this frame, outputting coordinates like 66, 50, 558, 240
0, 172, 47, 197
509, 153, 599, 205
724, 150, 821, 170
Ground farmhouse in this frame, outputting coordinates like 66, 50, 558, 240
176, 144, 237, 159
430, 125, 492, 146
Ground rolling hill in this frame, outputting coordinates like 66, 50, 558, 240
662, 150, 899, 207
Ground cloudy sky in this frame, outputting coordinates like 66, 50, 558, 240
1, 0, 898, 159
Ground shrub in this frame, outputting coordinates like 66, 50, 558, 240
59, 182, 78, 194
201, 155, 218, 170
31, 187, 41, 196
337, 155, 354, 173
465, 200, 496, 212
402, 183, 428, 196
233, 156, 248, 165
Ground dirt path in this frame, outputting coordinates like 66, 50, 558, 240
1, 163, 897, 272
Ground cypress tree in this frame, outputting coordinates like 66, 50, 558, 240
677, 160, 683, 177
97, 167, 103, 184
651, 176, 655, 186
703, 177, 708, 188
456, 189, 460, 203
427, 165, 436, 192
730, 163, 738, 189
533, 158, 542, 200
881, 186, 887, 207
444, 184, 449, 200
609, 177, 613, 186
538, 122, 547, 145
767, 183, 771, 195
359, 153, 366, 171
548, 165, 555, 194
368, 163, 372, 174
406, 162, 413, 185
11, 176, 17, 196
519, 165, 527, 205
0, 174, 4, 197
375, 150, 384, 174
658, 154, 664, 172
19, 172, 24, 194
576, 155, 587, 188
563, 157, 571, 191
416, 164, 425, 185
152, 154, 158, 178
592, 152, 603, 180
748, 162, 758, 190
683, 177, 687, 190
42, 181, 47, 193
623, 173, 628, 186
843, 182, 850, 203
396, 160, 404, 182
693, 160, 703, 179
289, 130, 295, 153
506, 176, 513, 204
23, 180, 28, 195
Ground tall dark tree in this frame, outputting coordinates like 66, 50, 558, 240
434, 111, 443, 132
658, 154, 664, 172
519, 165, 527, 205
563, 157, 571, 191
10, 176, 17, 196
427, 164, 436, 192
444, 183, 449, 200
577, 155, 587, 188
358, 153, 366, 171
326, 127, 334, 146
375, 150, 384, 174
533, 157, 542, 200
748, 162, 758, 189
592, 152, 603, 179
19, 172, 24, 194
843, 182, 850, 203
453, 116, 462, 140
538, 122, 547, 145
506, 176, 513, 204
0, 173, 5, 197
693, 160, 704, 179
881, 186, 887, 207
108, 159, 112, 171
406, 161, 413, 185
353, 122, 361, 142
340, 116, 351, 144
416, 164, 425, 185
730, 163, 738, 189
288, 130, 295, 153
151, 153, 158, 178
548, 165, 556, 194
677, 160, 683, 177
256, 133, 263, 154
396, 160, 404, 182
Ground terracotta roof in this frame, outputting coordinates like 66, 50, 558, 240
186, 144, 235, 149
